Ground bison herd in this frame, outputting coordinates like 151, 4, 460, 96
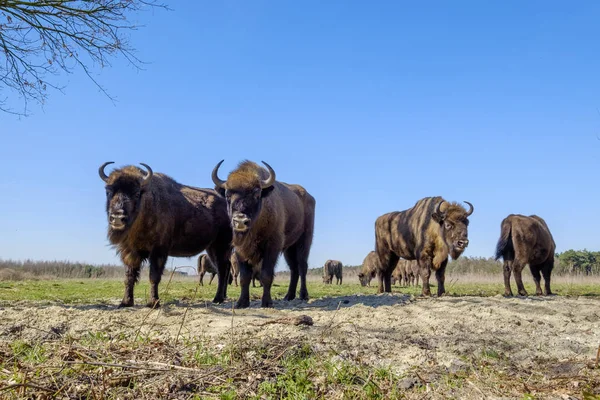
99, 161, 556, 309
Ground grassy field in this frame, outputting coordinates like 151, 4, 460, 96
1, 273, 599, 304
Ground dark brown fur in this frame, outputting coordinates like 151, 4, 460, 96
198, 254, 217, 286
212, 160, 316, 308
495, 214, 556, 296
99, 162, 232, 308
322, 260, 343, 284
375, 196, 473, 296
358, 251, 380, 287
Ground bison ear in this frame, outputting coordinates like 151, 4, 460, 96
432, 211, 445, 224
261, 185, 275, 198
215, 186, 226, 197
358, 273, 364, 278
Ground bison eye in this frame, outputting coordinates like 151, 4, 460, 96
445, 222, 453, 230
105, 189, 112, 197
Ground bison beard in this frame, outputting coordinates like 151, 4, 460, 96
375, 196, 473, 297
322, 260, 343, 284
99, 162, 233, 308
494, 214, 556, 297
212, 160, 316, 309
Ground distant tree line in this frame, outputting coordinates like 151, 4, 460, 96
1, 249, 598, 281
0, 259, 124, 280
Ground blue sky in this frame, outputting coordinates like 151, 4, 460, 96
2, 1, 600, 271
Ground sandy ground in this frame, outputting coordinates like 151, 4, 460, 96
1, 294, 599, 377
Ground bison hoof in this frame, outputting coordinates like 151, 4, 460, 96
503, 292, 513, 297
118, 301, 134, 308
212, 296, 225, 304
235, 300, 250, 309
261, 300, 273, 308
518, 291, 528, 297
146, 300, 161, 308
283, 293, 295, 301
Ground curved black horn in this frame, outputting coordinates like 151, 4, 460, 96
211, 159, 226, 188
464, 201, 474, 216
139, 163, 153, 187
260, 161, 276, 189
98, 161, 114, 182
435, 200, 445, 215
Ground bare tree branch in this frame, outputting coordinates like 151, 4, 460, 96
0, 0, 170, 115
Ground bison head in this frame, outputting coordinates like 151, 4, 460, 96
358, 271, 374, 287
211, 160, 276, 234
432, 200, 474, 259
98, 162, 153, 233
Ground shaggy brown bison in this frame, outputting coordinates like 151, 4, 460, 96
322, 260, 343, 284
375, 196, 474, 296
212, 160, 316, 308
99, 162, 232, 308
358, 251, 380, 287
198, 254, 217, 286
495, 214, 556, 297
229, 251, 262, 287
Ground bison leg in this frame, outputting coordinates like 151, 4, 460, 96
199, 272, 205, 286
259, 251, 280, 308
541, 261, 554, 296
283, 241, 310, 302
119, 260, 143, 308
375, 250, 398, 294
503, 261, 513, 296
235, 259, 253, 309
512, 262, 528, 296
147, 249, 168, 308
209, 273, 216, 285
418, 259, 432, 297
435, 259, 448, 297
529, 264, 543, 296
207, 245, 231, 304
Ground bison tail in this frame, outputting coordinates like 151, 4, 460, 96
494, 220, 513, 261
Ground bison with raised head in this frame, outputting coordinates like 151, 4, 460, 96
322, 260, 343, 284
375, 196, 474, 296
212, 160, 316, 308
358, 251, 380, 287
198, 254, 217, 286
98, 162, 232, 308
495, 214, 556, 297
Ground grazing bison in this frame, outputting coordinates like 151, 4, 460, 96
375, 196, 474, 296
358, 251, 380, 287
494, 214, 556, 297
98, 162, 232, 308
322, 260, 343, 284
229, 251, 261, 287
212, 160, 316, 308
198, 254, 217, 286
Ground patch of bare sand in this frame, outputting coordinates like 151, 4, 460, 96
1, 294, 599, 378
